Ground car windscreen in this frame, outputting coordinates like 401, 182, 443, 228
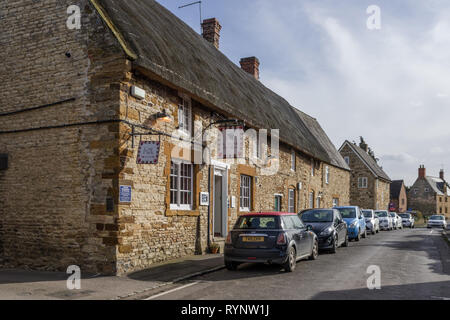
362, 211, 372, 218
336, 208, 356, 218
430, 215, 444, 220
301, 210, 333, 223
389, 213, 395, 217
399, 214, 410, 218
235, 216, 279, 229
375, 211, 388, 217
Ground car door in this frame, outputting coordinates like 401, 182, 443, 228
282, 216, 301, 256
357, 208, 365, 232
290, 215, 310, 256
334, 211, 345, 245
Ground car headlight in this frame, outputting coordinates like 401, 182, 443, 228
319, 227, 333, 236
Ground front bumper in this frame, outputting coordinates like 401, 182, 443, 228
347, 227, 359, 239
379, 221, 390, 230
224, 246, 288, 265
427, 223, 446, 228
318, 235, 335, 249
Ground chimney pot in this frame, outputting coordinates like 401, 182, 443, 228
419, 165, 426, 178
201, 18, 222, 49
240, 56, 260, 80
440, 169, 444, 180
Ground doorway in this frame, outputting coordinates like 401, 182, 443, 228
213, 166, 228, 238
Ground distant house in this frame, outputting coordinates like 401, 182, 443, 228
339, 138, 392, 210
408, 166, 450, 218
389, 180, 407, 213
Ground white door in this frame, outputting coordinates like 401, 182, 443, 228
213, 166, 228, 238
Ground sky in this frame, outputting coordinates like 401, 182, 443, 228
156, 0, 450, 186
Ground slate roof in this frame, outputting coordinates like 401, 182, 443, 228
390, 180, 404, 199
425, 176, 450, 196
340, 141, 391, 182
92, 0, 349, 170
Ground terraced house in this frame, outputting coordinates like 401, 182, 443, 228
339, 138, 391, 210
0, 0, 350, 275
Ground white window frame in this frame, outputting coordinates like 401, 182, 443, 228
316, 196, 321, 209
288, 189, 295, 213
309, 191, 315, 208
178, 94, 192, 135
332, 198, 339, 207
291, 150, 296, 171
325, 166, 330, 184
274, 194, 283, 212
170, 159, 194, 211
344, 156, 350, 165
240, 175, 252, 212
358, 177, 368, 189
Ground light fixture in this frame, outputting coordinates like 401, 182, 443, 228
153, 109, 172, 123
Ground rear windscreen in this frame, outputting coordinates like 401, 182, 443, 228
236, 216, 279, 229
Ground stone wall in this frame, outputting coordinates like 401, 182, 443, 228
0, 0, 129, 273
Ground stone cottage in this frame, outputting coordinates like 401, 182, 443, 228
408, 166, 450, 218
339, 138, 391, 210
389, 180, 407, 213
0, 0, 350, 275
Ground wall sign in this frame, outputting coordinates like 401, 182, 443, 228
119, 186, 132, 203
200, 192, 210, 206
137, 141, 160, 164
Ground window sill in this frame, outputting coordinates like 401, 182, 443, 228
166, 209, 200, 217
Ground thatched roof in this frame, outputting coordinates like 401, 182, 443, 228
93, 0, 349, 170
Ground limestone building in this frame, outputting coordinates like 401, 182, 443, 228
0, 0, 350, 274
339, 138, 391, 210
408, 166, 450, 218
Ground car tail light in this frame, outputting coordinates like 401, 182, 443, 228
226, 232, 232, 244
277, 232, 287, 245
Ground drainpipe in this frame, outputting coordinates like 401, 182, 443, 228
207, 165, 211, 250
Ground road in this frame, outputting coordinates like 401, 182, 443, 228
141, 228, 450, 300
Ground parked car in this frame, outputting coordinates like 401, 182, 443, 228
375, 210, 393, 231
300, 208, 348, 253
389, 212, 402, 230
224, 212, 318, 272
399, 213, 415, 228
362, 209, 380, 234
334, 206, 367, 241
427, 215, 448, 229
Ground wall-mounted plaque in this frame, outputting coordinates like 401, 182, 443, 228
119, 186, 132, 203
200, 192, 210, 206
137, 141, 160, 164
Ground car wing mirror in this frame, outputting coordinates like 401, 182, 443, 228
306, 225, 313, 231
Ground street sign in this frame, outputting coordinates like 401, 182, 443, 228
119, 186, 132, 203
137, 141, 160, 164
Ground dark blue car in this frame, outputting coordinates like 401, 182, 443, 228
224, 212, 318, 272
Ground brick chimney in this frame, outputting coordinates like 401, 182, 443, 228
240, 57, 260, 80
201, 18, 222, 49
419, 165, 426, 178
440, 169, 444, 180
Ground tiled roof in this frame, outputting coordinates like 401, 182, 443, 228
390, 180, 404, 199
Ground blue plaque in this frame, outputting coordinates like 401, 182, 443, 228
119, 186, 132, 203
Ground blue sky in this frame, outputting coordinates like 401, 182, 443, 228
157, 0, 450, 186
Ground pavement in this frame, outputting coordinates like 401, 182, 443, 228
141, 228, 450, 300
0, 254, 224, 300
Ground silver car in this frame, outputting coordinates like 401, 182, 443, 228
362, 209, 380, 234
399, 213, 415, 228
427, 215, 448, 229
375, 210, 394, 231
390, 212, 403, 230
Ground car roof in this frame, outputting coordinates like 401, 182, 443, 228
240, 212, 296, 217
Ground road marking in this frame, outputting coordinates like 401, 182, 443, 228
430, 230, 433, 234
430, 296, 450, 300
144, 282, 199, 300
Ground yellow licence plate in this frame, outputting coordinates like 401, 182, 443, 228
242, 236, 264, 242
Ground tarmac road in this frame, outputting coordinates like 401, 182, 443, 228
143, 228, 450, 300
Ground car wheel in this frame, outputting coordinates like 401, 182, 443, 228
283, 246, 296, 272
342, 234, 349, 247
225, 261, 239, 271
309, 239, 319, 260
330, 236, 338, 254
355, 230, 361, 242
